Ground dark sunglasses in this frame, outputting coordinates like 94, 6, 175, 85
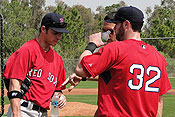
102, 29, 114, 34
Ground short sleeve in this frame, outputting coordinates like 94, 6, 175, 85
80, 44, 117, 78
3, 47, 30, 81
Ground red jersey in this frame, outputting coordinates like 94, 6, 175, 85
80, 39, 171, 116
3, 39, 66, 109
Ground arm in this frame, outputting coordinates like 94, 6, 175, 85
156, 95, 163, 117
76, 32, 104, 77
9, 79, 22, 117
75, 50, 92, 77
61, 32, 103, 91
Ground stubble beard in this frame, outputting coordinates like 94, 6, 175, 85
116, 25, 125, 41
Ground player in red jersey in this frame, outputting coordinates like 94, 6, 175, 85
3, 13, 68, 117
62, 6, 172, 117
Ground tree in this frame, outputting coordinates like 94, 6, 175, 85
0, 0, 38, 57
72, 5, 97, 38
143, 0, 175, 57
53, 5, 85, 59
29, 0, 45, 29
95, 1, 127, 31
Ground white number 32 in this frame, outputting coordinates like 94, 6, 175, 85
128, 64, 161, 92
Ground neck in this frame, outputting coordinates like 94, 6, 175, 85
36, 37, 50, 52
124, 30, 141, 41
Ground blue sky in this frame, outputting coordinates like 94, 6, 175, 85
46, 0, 161, 14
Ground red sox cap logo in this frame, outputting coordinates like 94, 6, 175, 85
60, 18, 64, 23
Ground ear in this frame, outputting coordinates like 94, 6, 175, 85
41, 25, 46, 33
123, 20, 131, 29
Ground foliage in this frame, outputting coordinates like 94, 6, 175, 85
143, 0, 175, 57
53, 4, 86, 59
0, 0, 175, 59
0, 0, 38, 57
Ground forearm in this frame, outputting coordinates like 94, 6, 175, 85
157, 95, 163, 117
10, 98, 21, 117
9, 79, 22, 117
76, 33, 103, 77
76, 50, 92, 77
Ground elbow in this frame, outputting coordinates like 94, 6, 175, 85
75, 65, 87, 77
75, 66, 82, 76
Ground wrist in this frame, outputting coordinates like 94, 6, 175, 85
85, 42, 97, 53
82, 77, 87, 81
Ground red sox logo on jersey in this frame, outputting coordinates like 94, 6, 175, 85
47, 72, 57, 87
28, 69, 58, 87
28, 68, 42, 78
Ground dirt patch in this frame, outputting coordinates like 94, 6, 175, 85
167, 89, 175, 95
2, 88, 175, 116
48, 102, 97, 116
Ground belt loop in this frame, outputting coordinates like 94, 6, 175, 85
28, 101, 33, 110
20, 99, 25, 104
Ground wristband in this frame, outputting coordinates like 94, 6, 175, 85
85, 42, 97, 53
82, 77, 87, 81
55, 90, 63, 93
8, 90, 22, 100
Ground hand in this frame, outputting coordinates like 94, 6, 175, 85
57, 93, 66, 109
89, 32, 104, 47
60, 73, 82, 92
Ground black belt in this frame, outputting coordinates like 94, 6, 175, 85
21, 101, 47, 113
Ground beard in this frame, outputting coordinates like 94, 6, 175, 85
116, 24, 125, 41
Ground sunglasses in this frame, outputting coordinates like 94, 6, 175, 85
102, 29, 114, 34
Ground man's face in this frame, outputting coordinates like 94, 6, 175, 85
102, 21, 117, 43
114, 22, 125, 41
44, 28, 62, 47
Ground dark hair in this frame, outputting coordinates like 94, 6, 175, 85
130, 22, 143, 32
39, 25, 50, 34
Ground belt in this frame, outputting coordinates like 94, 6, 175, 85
21, 101, 47, 113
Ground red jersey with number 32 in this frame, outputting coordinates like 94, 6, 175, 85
80, 39, 171, 116
3, 39, 66, 109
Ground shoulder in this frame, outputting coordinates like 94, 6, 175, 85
19, 39, 37, 50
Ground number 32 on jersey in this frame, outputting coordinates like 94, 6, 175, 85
128, 64, 161, 92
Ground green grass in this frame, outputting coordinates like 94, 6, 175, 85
65, 94, 175, 117
66, 77, 174, 89
0, 78, 174, 117
65, 95, 97, 105
0, 96, 10, 105
163, 95, 175, 117
66, 80, 98, 89
169, 78, 175, 89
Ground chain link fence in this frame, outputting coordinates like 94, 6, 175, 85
0, 13, 4, 116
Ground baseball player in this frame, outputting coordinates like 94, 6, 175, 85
62, 6, 172, 116
82, 12, 118, 82
3, 13, 68, 117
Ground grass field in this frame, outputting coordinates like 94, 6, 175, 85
65, 94, 175, 117
72, 77, 174, 89
1, 78, 174, 116
169, 78, 175, 89
65, 78, 175, 117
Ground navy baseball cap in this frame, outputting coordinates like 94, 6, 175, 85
106, 6, 144, 24
41, 13, 69, 33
